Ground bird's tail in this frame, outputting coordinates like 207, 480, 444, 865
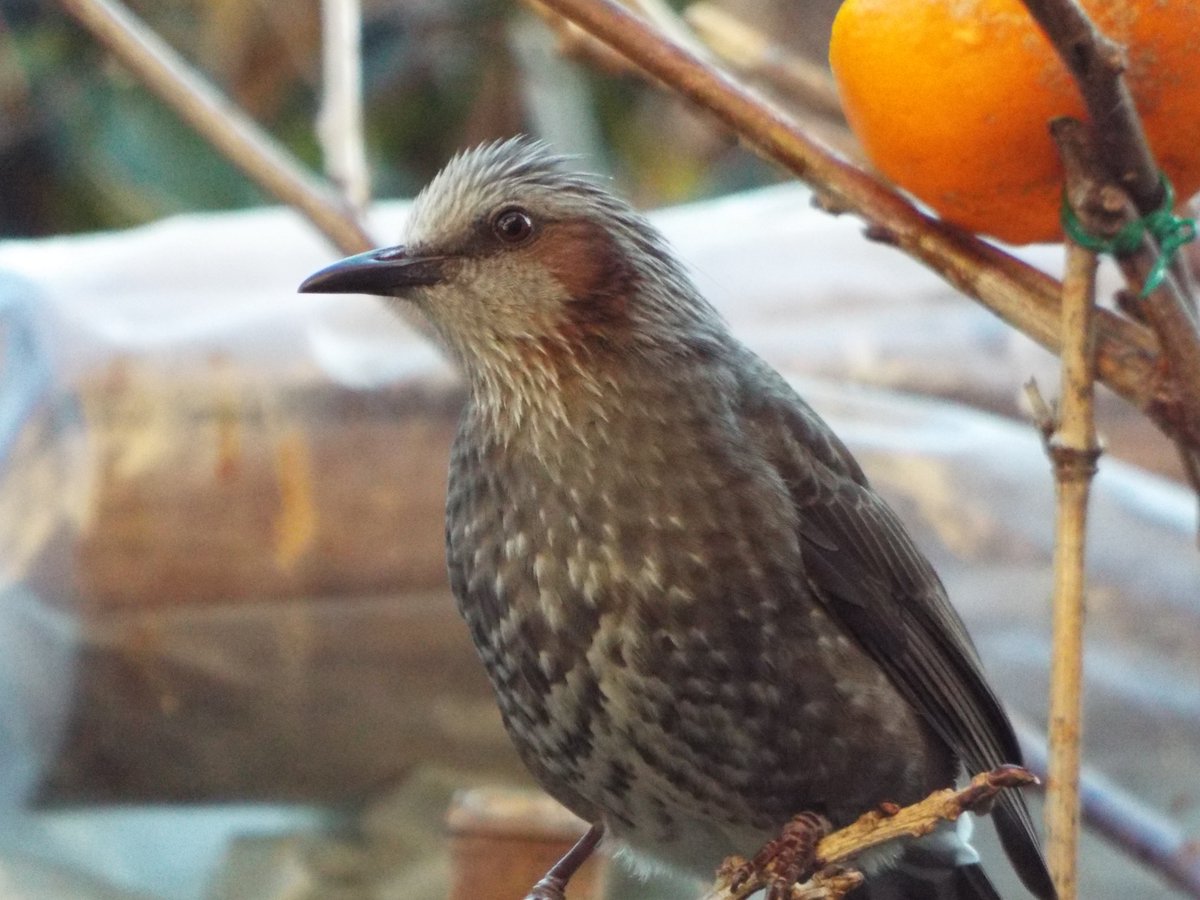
863, 859, 1002, 900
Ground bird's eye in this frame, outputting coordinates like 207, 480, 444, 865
492, 207, 535, 245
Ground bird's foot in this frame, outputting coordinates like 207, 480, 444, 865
727, 811, 832, 900
523, 823, 605, 900
525, 874, 568, 900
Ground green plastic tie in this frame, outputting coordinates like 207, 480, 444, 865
1060, 173, 1197, 297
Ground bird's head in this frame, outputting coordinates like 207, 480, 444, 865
299, 138, 723, 384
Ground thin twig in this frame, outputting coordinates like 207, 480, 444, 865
1013, 717, 1200, 898
58, 0, 374, 255
1038, 117, 1105, 900
683, 3, 844, 122
1043, 238, 1097, 900
530, 0, 1197, 464
700, 768, 1038, 900
1018, 0, 1200, 365
1116, 236, 1200, 522
627, 0, 710, 60
1178, 450, 1200, 536
1019, 1, 1159, 210
525, 0, 634, 75
318, 0, 370, 212
681, 3, 859, 159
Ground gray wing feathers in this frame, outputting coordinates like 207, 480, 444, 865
738, 363, 1055, 900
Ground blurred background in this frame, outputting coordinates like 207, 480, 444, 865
0, 0, 849, 238
1, 2, 1198, 900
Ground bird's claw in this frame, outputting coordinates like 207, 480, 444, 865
524, 875, 568, 900
522, 822, 604, 900
728, 811, 832, 900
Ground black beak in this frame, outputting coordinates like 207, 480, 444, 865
298, 245, 448, 296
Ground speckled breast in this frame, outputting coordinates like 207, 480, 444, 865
442, 392, 952, 862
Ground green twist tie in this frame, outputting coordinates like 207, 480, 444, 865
1060, 173, 1197, 297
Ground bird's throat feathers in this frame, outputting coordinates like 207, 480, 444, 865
445, 221, 725, 451
460, 326, 731, 469
461, 328, 624, 458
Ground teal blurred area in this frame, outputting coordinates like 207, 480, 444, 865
0, 0, 846, 237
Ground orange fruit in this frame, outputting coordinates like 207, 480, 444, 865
829, 0, 1200, 244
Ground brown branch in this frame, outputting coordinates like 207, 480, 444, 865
525, 0, 641, 76
1116, 235, 1200, 523
700, 767, 1038, 900
681, 3, 860, 160
682, 3, 844, 122
531, 0, 1197, 458
1035, 118, 1107, 900
58, 0, 374, 256
1013, 718, 1200, 898
1019, 0, 1159, 209
1178, 450, 1200, 536
317, 0, 371, 212
626, 0, 711, 60
1019, 0, 1200, 437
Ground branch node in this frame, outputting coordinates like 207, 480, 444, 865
1024, 378, 1058, 444
861, 223, 899, 246
1047, 439, 1102, 481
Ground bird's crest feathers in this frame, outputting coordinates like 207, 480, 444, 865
407, 137, 601, 249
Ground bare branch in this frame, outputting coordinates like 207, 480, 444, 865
1038, 115, 1105, 900
1020, 0, 1199, 386
318, 0, 371, 212
1014, 718, 1200, 898
683, 3, 843, 122
627, 0, 711, 60
681, 3, 859, 159
59, 0, 374, 255
1020, 1, 1158, 205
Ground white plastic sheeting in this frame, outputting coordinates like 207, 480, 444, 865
0, 184, 1195, 898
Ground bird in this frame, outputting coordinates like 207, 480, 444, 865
300, 137, 1056, 900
